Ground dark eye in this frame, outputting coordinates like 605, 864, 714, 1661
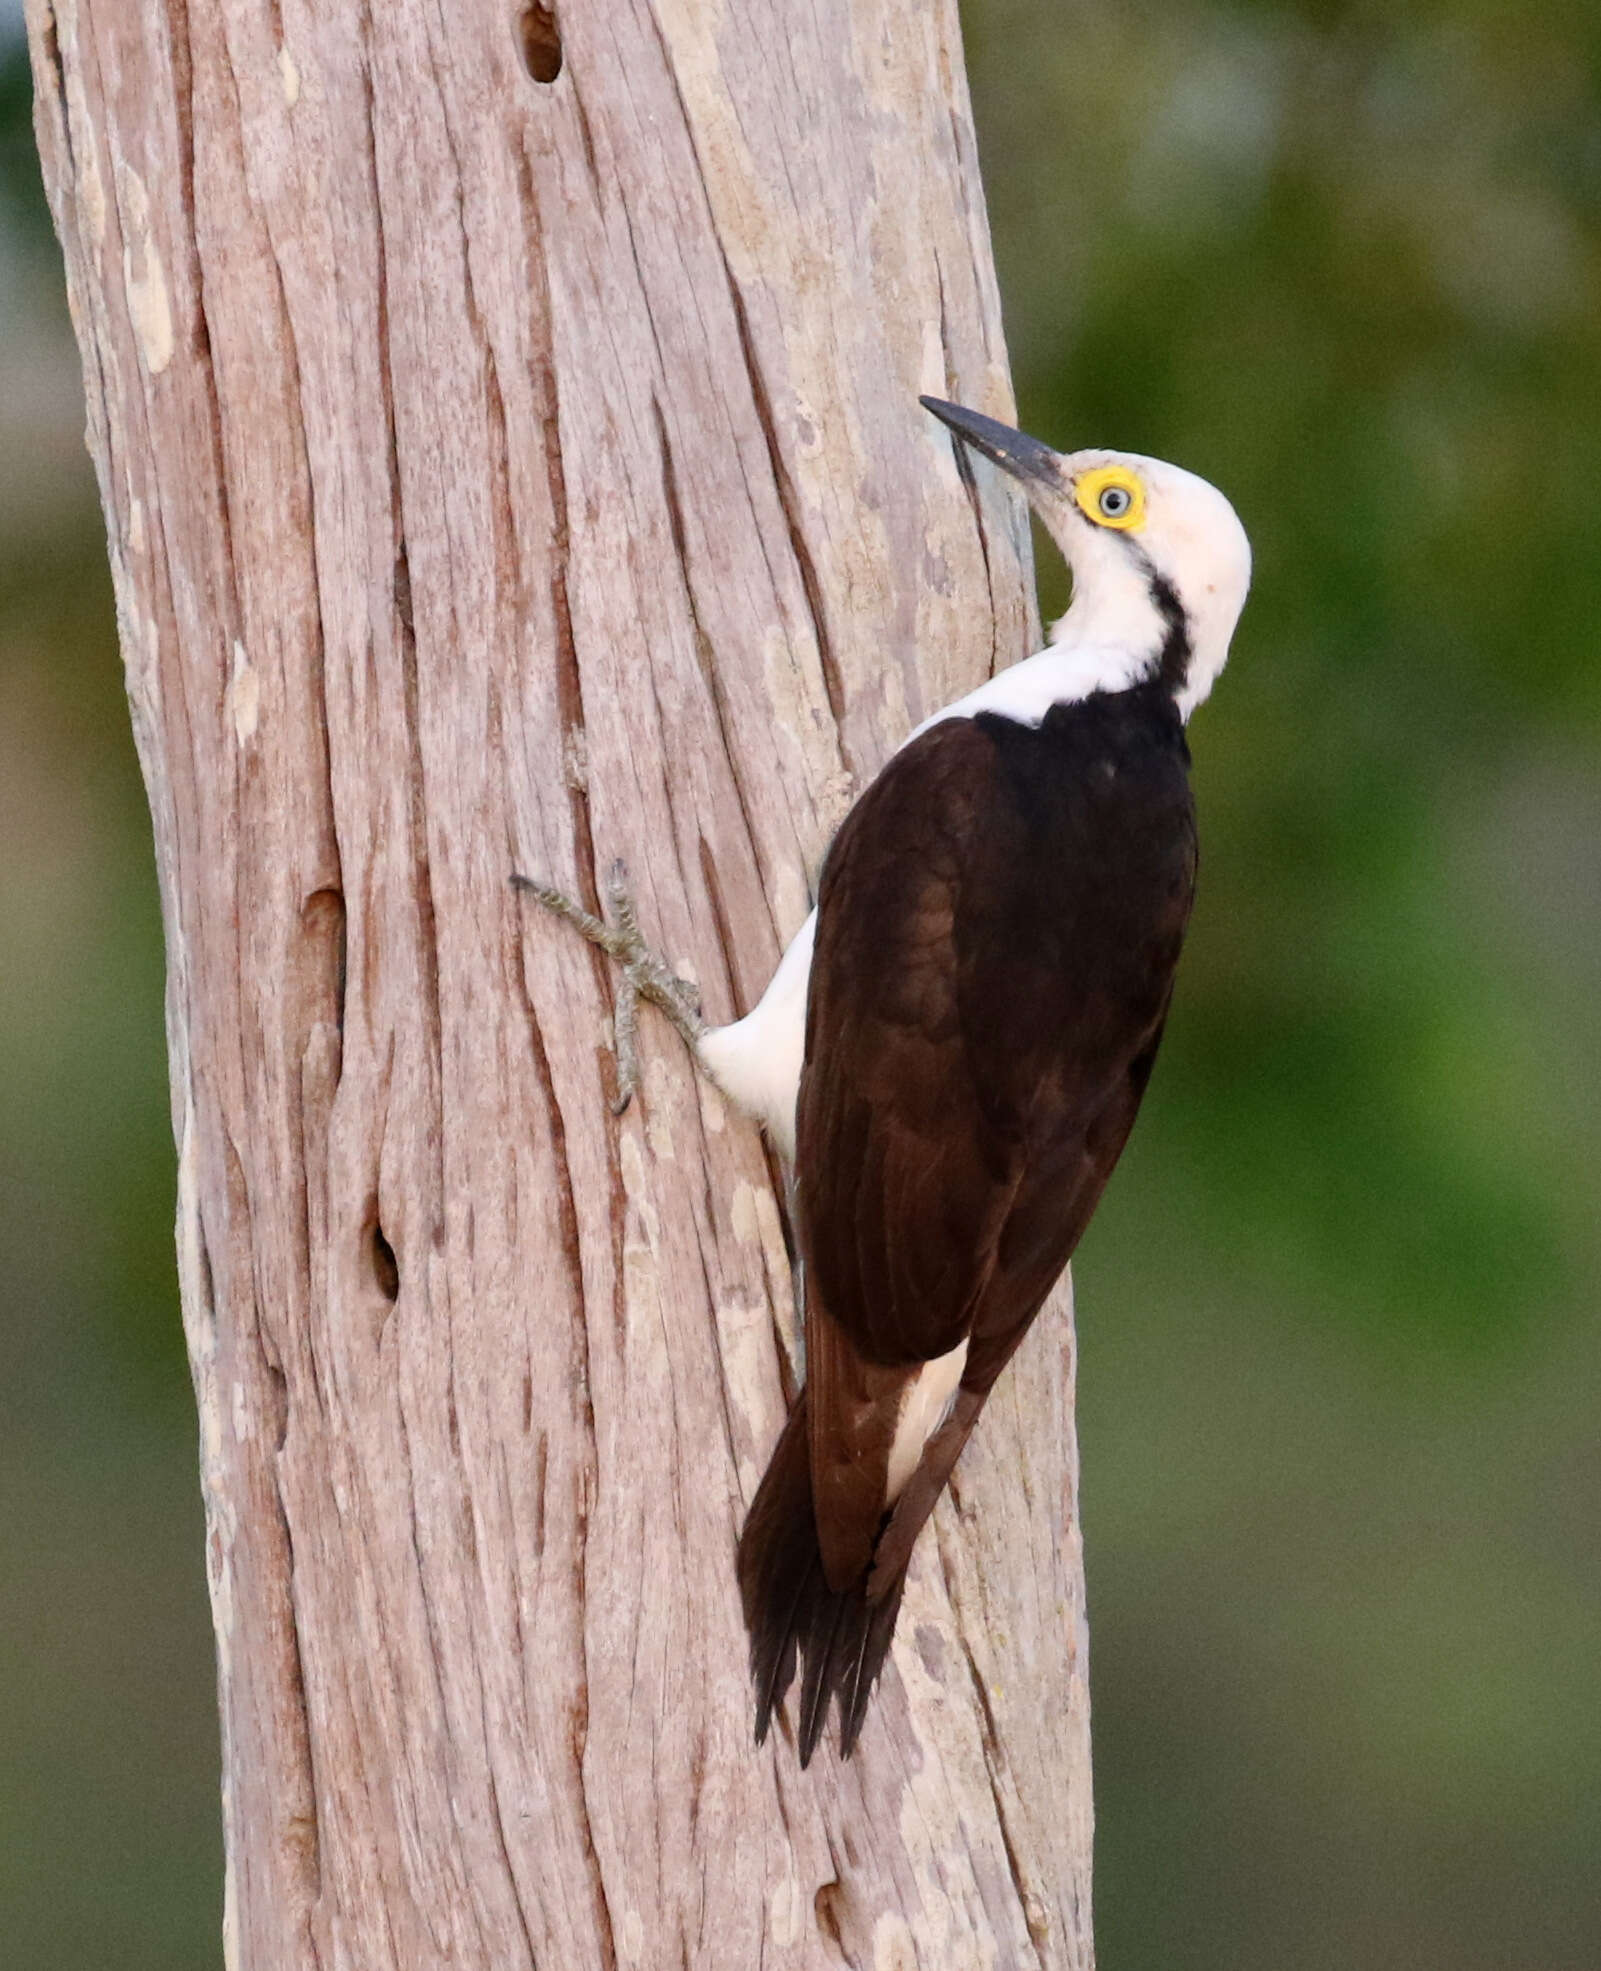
1099, 484, 1133, 519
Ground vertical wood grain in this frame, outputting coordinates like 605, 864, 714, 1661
26, 0, 1094, 1963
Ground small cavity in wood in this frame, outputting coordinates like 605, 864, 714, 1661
266, 1360, 290, 1452
516, 6, 562, 83
40, 11, 66, 113
814, 1879, 846, 1948
370, 1219, 400, 1302
302, 886, 348, 1032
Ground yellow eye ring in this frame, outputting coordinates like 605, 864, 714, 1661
1074, 465, 1146, 531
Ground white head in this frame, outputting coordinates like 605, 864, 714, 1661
922, 398, 1251, 719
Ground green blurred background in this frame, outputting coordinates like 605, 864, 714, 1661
2, 1, 1597, 1963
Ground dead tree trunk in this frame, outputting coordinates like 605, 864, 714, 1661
29, 0, 1094, 1963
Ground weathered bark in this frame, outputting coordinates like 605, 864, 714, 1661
28, 0, 1093, 1963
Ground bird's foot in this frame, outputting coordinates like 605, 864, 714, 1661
513, 860, 704, 1113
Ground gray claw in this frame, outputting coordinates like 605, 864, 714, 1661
513, 862, 704, 1111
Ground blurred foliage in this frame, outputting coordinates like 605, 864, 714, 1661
0, 31, 220, 1971
1, 4, 1598, 1968
0, 31, 51, 253
971, 0, 1601, 1353
965, 3, 1601, 1965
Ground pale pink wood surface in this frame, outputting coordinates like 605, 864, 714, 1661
28, 2, 1092, 1962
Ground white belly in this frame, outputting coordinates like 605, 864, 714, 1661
696, 909, 815, 1160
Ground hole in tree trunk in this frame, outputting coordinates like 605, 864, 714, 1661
302, 886, 347, 1033
370, 1220, 400, 1302
516, 5, 562, 83
814, 1880, 846, 1948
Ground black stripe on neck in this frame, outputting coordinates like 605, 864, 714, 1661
1147, 570, 1192, 693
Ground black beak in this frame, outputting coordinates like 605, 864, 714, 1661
919, 396, 1063, 490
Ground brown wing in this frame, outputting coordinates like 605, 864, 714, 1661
796, 701, 1196, 1593
799, 720, 1027, 1366
797, 720, 1025, 1586
866, 1014, 1171, 1599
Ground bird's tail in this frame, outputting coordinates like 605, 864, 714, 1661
736, 1388, 910, 1765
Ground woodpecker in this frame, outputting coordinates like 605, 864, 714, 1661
518, 396, 1251, 1765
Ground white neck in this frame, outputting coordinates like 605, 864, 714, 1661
1048, 567, 1171, 667
912, 583, 1170, 739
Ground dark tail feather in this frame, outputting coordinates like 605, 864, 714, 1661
837, 1563, 910, 1758
739, 1396, 818, 1742
737, 1389, 909, 1765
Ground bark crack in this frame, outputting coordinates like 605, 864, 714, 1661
654, 394, 780, 973
568, 77, 603, 196
640, 3, 851, 769
688, 1223, 749, 1504
934, 244, 1003, 679
274, 1474, 325, 1904
938, 1517, 1050, 1965
694, 832, 745, 1022
722, 268, 849, 752
485, 1724, 540, 1969
572, 1539, 620, 1971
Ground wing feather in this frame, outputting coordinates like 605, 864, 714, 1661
800, 721, 1024, 1372
742, 692, 1198, 1756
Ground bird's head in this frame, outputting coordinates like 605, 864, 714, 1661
921, 396, 1251, 719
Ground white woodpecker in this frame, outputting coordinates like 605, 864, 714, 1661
516, 395, 1251, 1764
